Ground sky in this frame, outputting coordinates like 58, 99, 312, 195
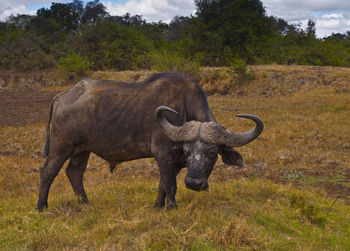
1, 0, 350, 38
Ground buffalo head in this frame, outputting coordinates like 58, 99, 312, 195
155, 106, 264, 191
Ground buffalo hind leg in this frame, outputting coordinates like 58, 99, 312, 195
66, 152, 90, 204
37, 149, 71, 212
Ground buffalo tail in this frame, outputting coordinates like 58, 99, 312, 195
43, 90, 68, 158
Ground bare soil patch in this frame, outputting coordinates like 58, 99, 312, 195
320, 182, 350, 201
0, 89, 58, 126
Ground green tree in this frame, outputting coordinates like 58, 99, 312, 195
82, 0, 108, 24
75, 22, 153, 70
1, 0, 350, 72
193, 0, 275, 65
37, 2, 81, 32
306, 19, 316, 38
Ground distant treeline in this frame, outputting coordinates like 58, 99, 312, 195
1, 0, 350, 72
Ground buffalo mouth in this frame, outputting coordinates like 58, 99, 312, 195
185, 176, 209, 191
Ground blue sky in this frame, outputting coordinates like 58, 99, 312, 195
27, 2, 51, 11
2, 0, 350, 37
27, 1, 126, 11
26, 0, 127, 11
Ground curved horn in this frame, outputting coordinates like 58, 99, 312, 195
199, 114, 264, 147
155, 106, 201, 142
155, 106, 179, 136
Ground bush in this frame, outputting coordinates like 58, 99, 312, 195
226, 58, 254, 82
0, 37, 56, 71
228, 58, 247, 75
58, 53, 91, 74
150, 51, 200, 81
77, 23, 153, 70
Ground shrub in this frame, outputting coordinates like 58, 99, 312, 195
150, 51, 200, 81
58, 53, 91, 74
229, 58, 247, 75
227, 58, 254, 82
0, 37, 56, 71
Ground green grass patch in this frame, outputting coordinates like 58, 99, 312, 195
0, 180, 349, 250
303, 175, 350, 189
321, 105, 349, 112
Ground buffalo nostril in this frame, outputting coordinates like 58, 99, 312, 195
185, 176, 203, 189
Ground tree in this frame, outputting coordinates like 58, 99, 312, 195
193, 0, 275, 65
306, 19, 316, 38
6, 14, 33, 28
37, 2, 80, 31
167, 16, 192, 42
82, 0, 108, 24
1, 0, 350, 72
75, 21, 153, 70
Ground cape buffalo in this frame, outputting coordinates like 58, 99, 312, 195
37, 72, 263, 212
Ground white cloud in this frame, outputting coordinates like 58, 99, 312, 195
315, 13, 350, 37
263, 0, 350, 20
262, 0, 350, 37
0, 0, 63, 21
0, 1, 34, 20
103, 0, 195, 23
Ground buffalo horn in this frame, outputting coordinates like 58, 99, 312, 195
199, 114, 264, 147
155, 106, 201, 142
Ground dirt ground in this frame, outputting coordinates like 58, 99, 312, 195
0, 89, 58, 127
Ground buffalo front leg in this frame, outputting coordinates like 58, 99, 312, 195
66, 152, 90, 204
151, 133, 184, 209
154, 159, 181, 209
37, 149, 71, 212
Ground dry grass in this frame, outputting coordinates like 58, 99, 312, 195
200, 65, 350, 96
1, 66, 350, 250
89, 70, 155, 83
0, 70, 71, 90
4, 64, 350, 96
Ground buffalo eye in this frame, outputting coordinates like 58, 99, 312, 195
206, 146, 218, 159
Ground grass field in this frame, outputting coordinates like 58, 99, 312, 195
0, 66, 350, 250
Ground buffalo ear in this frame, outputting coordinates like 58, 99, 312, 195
166, 147, 186, 165
219, 147, 243, 167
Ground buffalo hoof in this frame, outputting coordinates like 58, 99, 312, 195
154, 201, 165, 209
78, 197, 89, 204
166, 202, 177, 210
36, 201, 48, 213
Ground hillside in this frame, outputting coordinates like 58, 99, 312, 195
2, 65, 350, 95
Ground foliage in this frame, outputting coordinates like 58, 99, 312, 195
58, 53, 91, 74
0, 31, 55, 71
150, 50, 200, 80
75, 21, 153, 70
1, 0, 350, 72
228, 58, 247, 75
193, 0, 274, 65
